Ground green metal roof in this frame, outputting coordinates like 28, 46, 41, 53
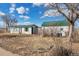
42, 21, 68, 26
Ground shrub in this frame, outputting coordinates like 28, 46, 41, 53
54, 47, 72, 56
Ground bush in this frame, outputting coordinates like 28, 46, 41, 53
54, 47, 72, 56
42, 33, 50, 37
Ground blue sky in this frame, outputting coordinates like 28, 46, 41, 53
0, 3, 79, 27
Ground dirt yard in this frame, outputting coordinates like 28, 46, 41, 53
0, 47, 18, 56
0, 33, 79, 56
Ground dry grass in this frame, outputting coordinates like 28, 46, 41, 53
0, 33, 78, 56
0, 34, 54, 55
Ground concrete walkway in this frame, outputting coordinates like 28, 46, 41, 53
0, 47, 18, 56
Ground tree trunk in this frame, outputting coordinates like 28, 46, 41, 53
68, 23, 74, 41
67, 23, 74, 55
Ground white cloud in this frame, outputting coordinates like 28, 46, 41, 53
0, 11, 5, 16
9, 4, 29, 14
17, 7, 30, 20
19, 15, 30, 20
11, 3, 16, 8
9, 7, 15, 13
32, 3, 43, 7
16, 6, 26, 14
23, 22, 33, 25
23, 16, 30, 19
32, 3, 50, 7
26, 8, 29, 14
17, 22, 33, 25
9, 4, 16, 13
44, 3, 50, 7
26, 8, 29, 11
40, 9, 61, 18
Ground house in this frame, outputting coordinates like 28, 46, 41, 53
38, 21, 69, 37
8, 24, 38, 34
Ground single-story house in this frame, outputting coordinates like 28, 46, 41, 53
38, 21, 69, 37
8, 24, 38, 34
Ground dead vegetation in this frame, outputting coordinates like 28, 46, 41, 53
0, 33, 78, 56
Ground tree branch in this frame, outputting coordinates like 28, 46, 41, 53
56, 4, 72, 23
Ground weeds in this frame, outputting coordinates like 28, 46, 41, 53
0, 34, 79, 56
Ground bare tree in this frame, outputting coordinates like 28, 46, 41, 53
45, 3, 79, 41
1, 14, 17, 32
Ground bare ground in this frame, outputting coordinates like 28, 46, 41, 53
0, 47, 18, 56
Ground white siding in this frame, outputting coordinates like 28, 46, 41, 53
9, 27, 32, 34
38, 26, 69, 36
10, 27, 20, 33
42, 26, 69, 32
22, 27, 32, 34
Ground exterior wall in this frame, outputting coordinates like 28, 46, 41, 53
21, 27, 32, 34
9, 27, 32, 34
9, 27, 20, 33
42, 26, 69, 32
38, 26, 69, 36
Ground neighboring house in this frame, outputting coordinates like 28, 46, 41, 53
8, 24, 38, 34
38, 21, 69, 37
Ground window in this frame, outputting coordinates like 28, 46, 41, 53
60, 28, 63, 31
25, 27, 28, 31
